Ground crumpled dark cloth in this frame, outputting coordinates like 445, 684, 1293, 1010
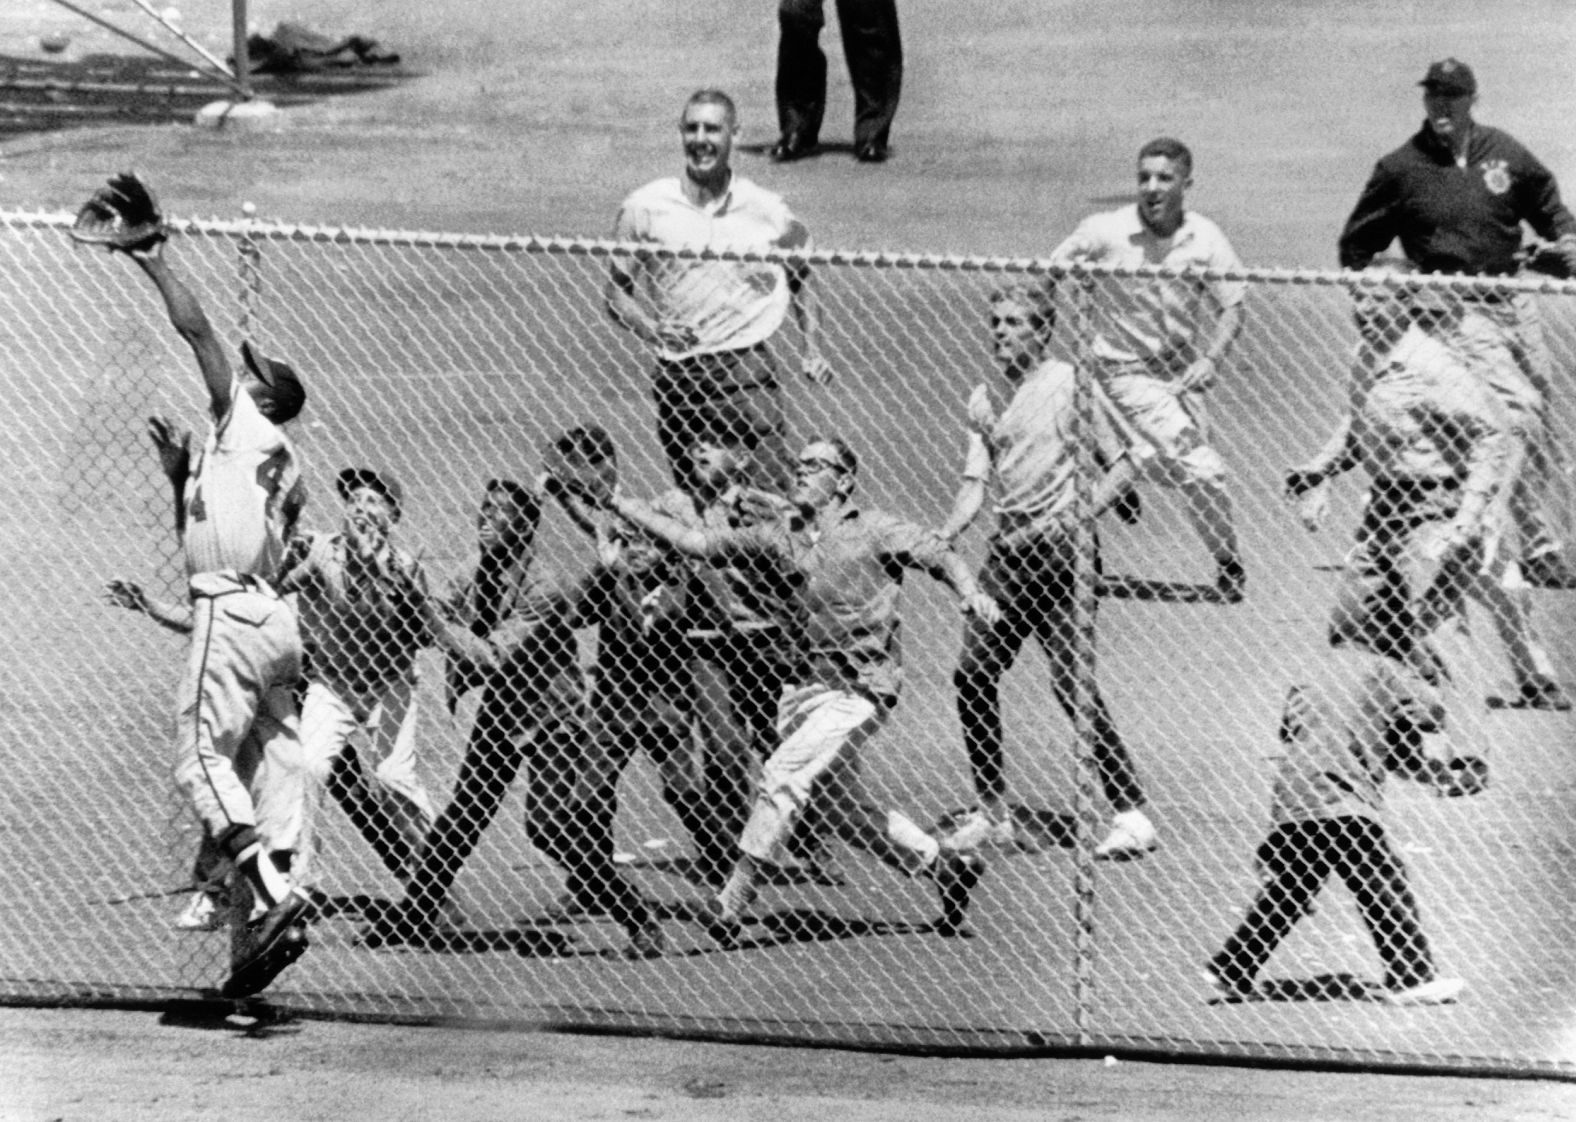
241, 22, 400, 74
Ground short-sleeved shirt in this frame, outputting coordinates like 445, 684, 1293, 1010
277, 531, 431, 694
704, 504, 953, 699
1338, 124, 1576, 275
1269, 647, 1443, 825
1350, 325, 1510, 494
1050, 205, 1246, 369
182, 379, 304, 579
611, 174, 806, 362
962, 359, 1125, 539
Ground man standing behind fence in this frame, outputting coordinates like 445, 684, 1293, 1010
607, 88, 834, 493
937, 285, 1155, 860
1050, 137, 1249, 603
1337, 58, 1576, 590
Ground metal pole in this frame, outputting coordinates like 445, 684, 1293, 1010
1068, 269, 1100, 1047
231, 0, 251, 101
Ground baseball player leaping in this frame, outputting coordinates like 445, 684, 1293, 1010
82, 173, 314, 999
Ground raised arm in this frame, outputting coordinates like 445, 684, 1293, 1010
131, 244, 235, 420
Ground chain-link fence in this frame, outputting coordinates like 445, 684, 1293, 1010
1, 209, 1573, 1078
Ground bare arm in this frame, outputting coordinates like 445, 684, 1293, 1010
1176, 301, 1244, 393
103, 579, 193, 634
781, 220, 833, 385
131, 244, 234, 420
609, 491, 719, 556
938, 477, 987, 544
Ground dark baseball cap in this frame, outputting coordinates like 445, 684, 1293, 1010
241, 339, 306, 423
336, 467, 403, 521
1419, 58, 1476, 97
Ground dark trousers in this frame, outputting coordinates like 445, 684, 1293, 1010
1213, 816, 1435, 990
653, 346, 791, 493
954, 531, 1145, 813
404, 685, 650, 933
777, 0, 902, 149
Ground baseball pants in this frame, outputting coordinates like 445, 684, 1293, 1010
1099, 365, 1239, 563
296, 672, 437, 886
1212, 816, 1436, 991
955, 531, 1147, 814
738, 681, 939, 878
777, 0, 902, 150
653, 344, 792, 493
173, 573, 306, 857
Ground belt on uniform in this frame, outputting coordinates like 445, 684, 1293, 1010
657, 341, 768, 376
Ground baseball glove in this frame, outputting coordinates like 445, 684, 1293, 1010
70, 171, 166, 252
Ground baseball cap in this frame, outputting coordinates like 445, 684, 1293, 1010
241, 339, 306, 423
1419, 58, 1476, 97
336, 467, 403, 521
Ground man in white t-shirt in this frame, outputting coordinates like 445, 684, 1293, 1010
937, 285, 1156, 860
607, 88, 833, 492
1050, 137, 1248, 602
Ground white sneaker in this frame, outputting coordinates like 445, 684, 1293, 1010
1381, 977, 1465, 1006
1094, 809, 1158, 861
942, 808, 1016, 851
174, 889, 222, 932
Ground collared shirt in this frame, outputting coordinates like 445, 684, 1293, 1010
962, 358, 1124, 538
612, 174, 805, 361
1050, 204, 1246, 368
1348, 325, 1510, 495
1269, 648, 1443, 825
1339, 123, 1576, 275
276, 531, 430, 694
182, 378, 305, 580
696, 504, 952, 699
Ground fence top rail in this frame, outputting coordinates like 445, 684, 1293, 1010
8, 206, 1576, 296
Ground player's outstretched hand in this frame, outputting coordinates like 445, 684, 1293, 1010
70, 171, 167, 255
103, 578, 151, 614
1173, 356, 1218, 395
146, 415, 191, 483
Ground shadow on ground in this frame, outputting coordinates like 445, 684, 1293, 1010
0, 52, 414, 140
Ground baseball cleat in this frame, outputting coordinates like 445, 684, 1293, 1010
1203, 956, 1257, 1002
934, 849, 984, 937
1379, 977, 1465, 1006
1094, 809, 1158, 861
220, 890, 310, 999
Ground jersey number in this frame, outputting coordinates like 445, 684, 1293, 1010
185, 450, 289, 525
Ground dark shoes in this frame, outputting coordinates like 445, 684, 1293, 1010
854, 142, 889, 164
702, 899, 744, 949
1217, 557, 1247, 604
934, 849, 985, 937
625, 918, 667, 960
769, 134, 820, 163
220, 890, 310, 999
1518, 674, 1574, 711
1523, 552, 1576, 590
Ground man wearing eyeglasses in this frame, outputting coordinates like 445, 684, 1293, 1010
604, 437, 1000, 945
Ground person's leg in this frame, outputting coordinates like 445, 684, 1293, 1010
686, 645, 755, 883
293, 679, 356, 886
1211, 820, 1336, 991
834, 0, 902, 152
401, 689, 529, 919
1332, 818, 1436, 992
776, 0, 828, 147
360, 675, 440, 880
724, 372, 792, 494
951, 543, 1028, 836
